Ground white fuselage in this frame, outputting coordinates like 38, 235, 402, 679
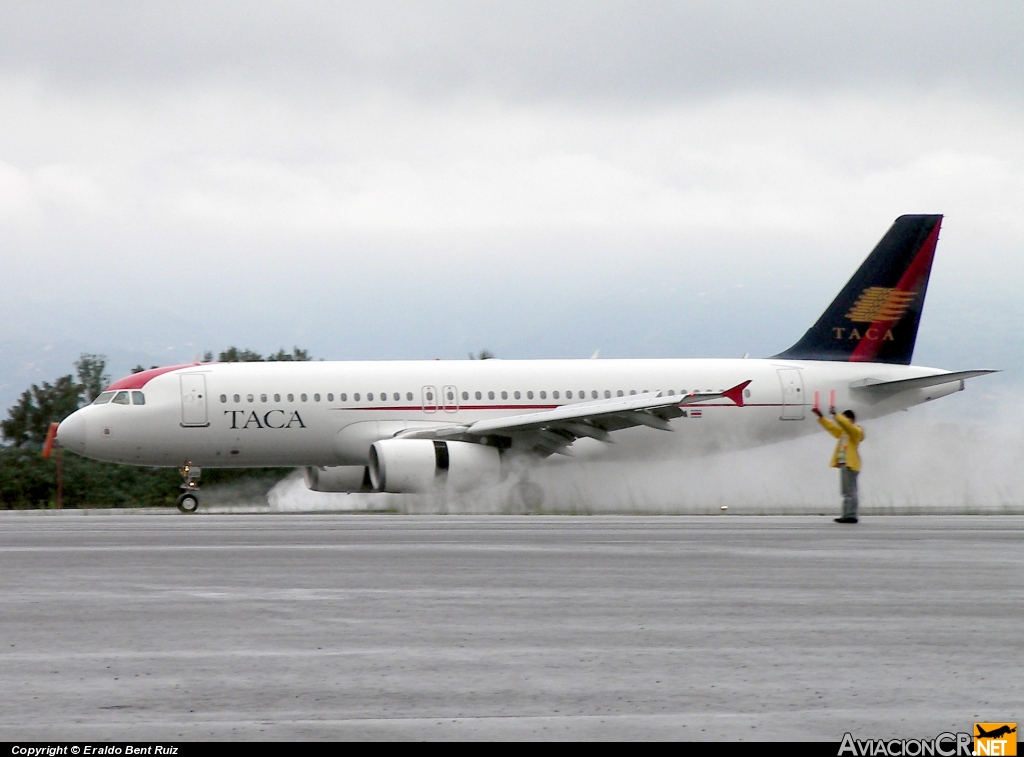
57, 358, 961, 469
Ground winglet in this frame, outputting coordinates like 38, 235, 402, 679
42, 421, 59, 459
722, 380, 751, 407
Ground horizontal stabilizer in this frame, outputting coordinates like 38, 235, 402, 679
849, 370, 997, 395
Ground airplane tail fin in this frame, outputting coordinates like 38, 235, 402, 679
774, 214, 942, 364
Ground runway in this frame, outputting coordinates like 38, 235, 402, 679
0, 513, 1020, 741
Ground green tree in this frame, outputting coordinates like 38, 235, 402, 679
1, 376, 82, 447
75, 354, 109, 402
469, 349, 496, 360
267, 347, 312, 362
1, 390, 33, 447
218, 347, 264, 362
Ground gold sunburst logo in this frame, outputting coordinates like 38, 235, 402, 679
845, 287, 917, 323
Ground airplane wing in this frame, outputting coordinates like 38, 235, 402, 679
397, 380, 751, 456
849, 370, 997, 396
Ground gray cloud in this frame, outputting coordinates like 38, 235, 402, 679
2, 1, 1023, 101
1, 1, 1022, 412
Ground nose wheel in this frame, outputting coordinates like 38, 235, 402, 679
177, 463, 202, 513
175, 492, 200, 513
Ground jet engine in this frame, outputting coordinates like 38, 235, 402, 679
303, 465, 371, 493
368, 439, 501, 493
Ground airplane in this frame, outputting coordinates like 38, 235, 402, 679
56, 214, 995, 512
976, 726, 1016, 740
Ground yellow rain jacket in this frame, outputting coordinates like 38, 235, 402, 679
818, 413, 864, 472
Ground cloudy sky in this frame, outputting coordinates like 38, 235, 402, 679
2, 1, 1023, 409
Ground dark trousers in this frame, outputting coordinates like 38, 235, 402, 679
840, 465, 859, 519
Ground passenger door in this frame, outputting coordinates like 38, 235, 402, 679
180, 374, 209, 427
777, 368, 805, 420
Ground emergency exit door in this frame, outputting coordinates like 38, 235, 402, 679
180, 374, 209, 427
442, 385, 459, 413
777, 368, 805, 420
422, 386, 437, 413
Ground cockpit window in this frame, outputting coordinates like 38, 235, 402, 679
93, 391, 115, 405
132, 391, 146, 405
112, 391, 130, 405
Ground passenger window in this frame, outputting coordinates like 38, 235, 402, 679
327, 393, 333, 401
514, 391, 521, 400
301, 394, 308, 402
426, 391, 433, 401
617, 390, 624, 397
406, 392, 413, 401
565, 391, 572, 399
448, 390, 455, 401
540, 391, 547, 399
233, 394, 240, 403
274, 394, 281, 402
367, 393, 374, 401
527, 391, 534, 400
132, 391, 146, 405
341, 393, 348, 401
112, 391, 130, 405
247, 394, 254, 403
487, 391, 494, 400
462, 391, 469, 401
604, 390, 611, 399
353, 393, 360, 401
287, 393, 294, 402
394, 393, 400, 401
501, 391, 508, 400
475, 391, 482, 400
261, 394, 267, 402
553, 390, 559, 399
219, 394, 227, 403
630, 390, 637, 395
579, 390, 585, 398
592, 390, 598, 399
93, 391, 115, 405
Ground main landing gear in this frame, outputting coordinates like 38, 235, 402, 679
176, 463, 201, 513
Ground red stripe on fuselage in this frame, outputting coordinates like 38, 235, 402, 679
328, 402, 774, 413
342, 404, 560, 412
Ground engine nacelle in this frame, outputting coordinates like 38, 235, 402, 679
368, 439, 501, 493
304, 465, 371, 493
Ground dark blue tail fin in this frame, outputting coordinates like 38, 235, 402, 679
774, 214, 942, 364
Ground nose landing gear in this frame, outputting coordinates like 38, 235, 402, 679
175, 463, 201, 513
